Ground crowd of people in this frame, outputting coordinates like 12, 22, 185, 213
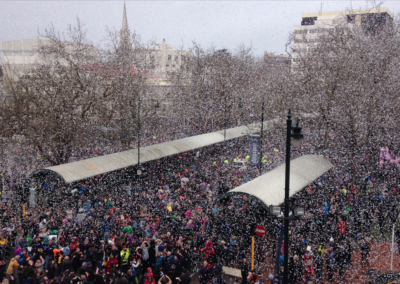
0, 126, 397, 284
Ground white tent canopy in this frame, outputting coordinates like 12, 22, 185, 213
30, 119, 279, 184
215, 155, 334, 209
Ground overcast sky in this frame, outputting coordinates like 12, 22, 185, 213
1, 0, 400, 57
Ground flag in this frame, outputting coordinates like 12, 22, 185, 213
249, 134, 261, 169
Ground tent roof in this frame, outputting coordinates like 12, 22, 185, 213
30, 119, 278, 184
215, 154, 334, 210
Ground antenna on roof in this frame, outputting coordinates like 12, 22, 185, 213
319, 2, 322, 15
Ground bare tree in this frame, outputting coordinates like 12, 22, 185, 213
99, 28, 159, 150
169, 43, 262, 133
0, 19, 159, 165
288, 10, 400, 185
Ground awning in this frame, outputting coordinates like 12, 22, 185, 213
215, 154, 334, 210
30, 119, 279, 184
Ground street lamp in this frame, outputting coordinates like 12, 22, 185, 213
294, 207, 305, 217
269, 205, 282, 216
237, 97, 265, 175
269, 205, 304, 217
259, 97, 265, 175
138, 96, 160, 176
224, 94, 227, 141
137, 93, 142, 175
291, 118, 304, 147
283, 109, 304, 284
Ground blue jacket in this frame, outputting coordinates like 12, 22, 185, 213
62, 245, 71, 256
156, 255, 164, 267
229, 239, 237, 252
165, 255, 175, 270
322, 202, 329, 215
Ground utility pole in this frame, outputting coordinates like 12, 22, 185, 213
283, 109, 292, 284
259, 97, 265, 175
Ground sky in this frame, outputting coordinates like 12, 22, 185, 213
1, 0, 400, 58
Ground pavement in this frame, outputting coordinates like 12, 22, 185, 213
189, 241, 400, 284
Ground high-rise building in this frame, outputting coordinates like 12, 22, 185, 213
291, 8, 393, 70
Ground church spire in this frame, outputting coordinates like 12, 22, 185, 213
119, 1, 132, 61
122, 2, 129, 33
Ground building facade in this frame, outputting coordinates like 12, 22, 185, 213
291, 7, 393, 70
0, 38, 44, 79
149, 39, 191, 79
117, 2, 191, 81
264, 52, 291, 68
116, 2, 191, 118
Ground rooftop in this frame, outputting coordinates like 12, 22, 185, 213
302, 7, 393, 19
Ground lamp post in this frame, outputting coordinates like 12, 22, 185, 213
137, 96, 160, 176
283, 109, 304, 284
259, 97, 265, 175
224, 94, 227, 141
238, 97, 265, 175
137, 93, 142, 175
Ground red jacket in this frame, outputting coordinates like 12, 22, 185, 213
304, 265, 314, 278
200, 247, 215, 259
69, 241, 79, 251
338, 221, 346, 235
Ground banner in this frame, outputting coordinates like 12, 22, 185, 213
249, 134, 261, 168
273, 225, 284, 284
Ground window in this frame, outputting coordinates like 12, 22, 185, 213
301, 17, 317, 26
174, 55, 178, 61
294, 39, 307, 43
292, 48, 307, 54
172, 64, 176, 68
181, 55, 186, 61
166, 64, 169, 68
309, 28, 333, 34
168, 55, 171, 61
294, 30, 308, 34
150, 55, 155, 61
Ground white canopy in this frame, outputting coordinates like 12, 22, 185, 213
30, 119, 278, 184
215, 154, 334, 209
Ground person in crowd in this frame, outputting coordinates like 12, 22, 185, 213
177, 268, 191, 284
360, 238, 371, 267
199, 261, 211, 284
313, 250, 323, 284
239, 258, 249, 284
0, 126, 397, 284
